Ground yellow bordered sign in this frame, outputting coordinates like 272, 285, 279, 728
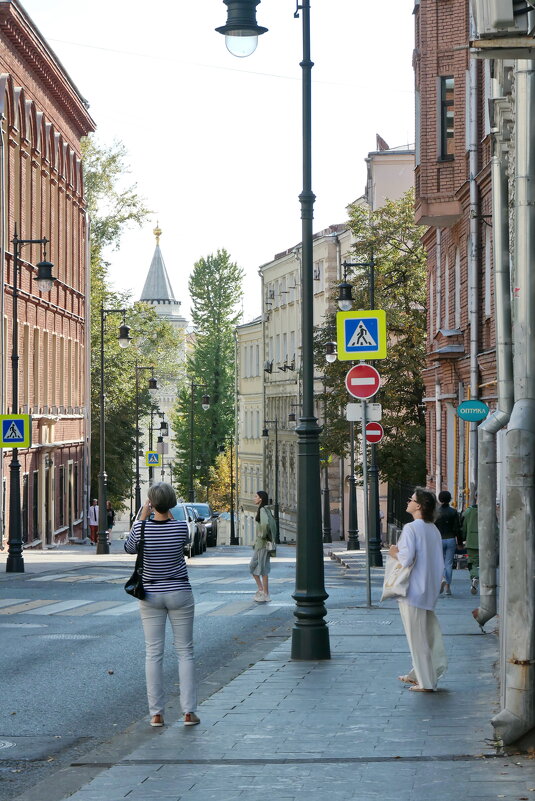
145, 451, 161, 467
336, 310, 387, 360
0, 414, 32, 448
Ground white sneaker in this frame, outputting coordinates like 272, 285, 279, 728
263, 594, 271, 603
254, 592, 268, 603
254, 590, 264, 601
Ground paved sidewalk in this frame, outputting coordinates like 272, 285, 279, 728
8, 544, 535, 800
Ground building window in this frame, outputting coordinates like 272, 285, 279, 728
484, 225, 492, 319
32, 470, 39, 538
439, 76, 455, 161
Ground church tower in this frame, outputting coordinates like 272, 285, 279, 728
139, 225, 188, 490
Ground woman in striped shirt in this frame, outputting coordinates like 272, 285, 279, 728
125, 482, 199, 727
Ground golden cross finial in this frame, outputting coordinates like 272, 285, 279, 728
153, 222, 162, 245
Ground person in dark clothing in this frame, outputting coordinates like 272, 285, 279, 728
435, 490, 462, 596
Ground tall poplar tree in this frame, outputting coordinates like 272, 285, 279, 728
172, 250, 244, 498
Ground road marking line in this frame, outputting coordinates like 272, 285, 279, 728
94, 601, 140, 616
28, 574, 76, 581
53, 574, 100, 582
0, 600, 53, 614
57, 601, 122, 616
194, 601, 225, 616
24, 600, 94, 615
209, 600, 255, 616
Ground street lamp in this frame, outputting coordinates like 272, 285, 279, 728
134, 364, 158, 512
340, 257, 383, 567
6, 228, 56, 572
97, 307, 131, 555
262, 420, 280, 543
217, 0, 330, 659
188, 381, 210, 503
219, 435, 238, 544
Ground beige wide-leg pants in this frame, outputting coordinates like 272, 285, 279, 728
398, 600, 447, 690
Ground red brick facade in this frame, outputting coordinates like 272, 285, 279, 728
414, 0, 496, 506
1, 0, 95, 545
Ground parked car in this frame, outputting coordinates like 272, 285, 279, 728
189, 503, 218, 547
186, 505, 207, 554
135, 502, 198, 558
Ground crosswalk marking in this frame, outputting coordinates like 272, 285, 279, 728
194, 601, 225, 615
209, 600, 254, 616
57, 601, 120, 616
94, 601, 140, 616
0, 600, 52, 614
25, 600, 94, 615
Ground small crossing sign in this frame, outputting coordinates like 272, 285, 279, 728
145, 451, 161, 467
336, 310, 387, 360
0, 414, 31, 448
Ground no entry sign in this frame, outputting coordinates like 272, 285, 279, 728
345, 364, 381, 400
365, 422, 384, 444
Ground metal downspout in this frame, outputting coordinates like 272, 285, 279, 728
468, 47, 480, 503
491, 59, 535, 745
474, 140, 513, 629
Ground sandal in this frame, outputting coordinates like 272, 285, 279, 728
409, 686, 434, 692
398, 674, 418, 685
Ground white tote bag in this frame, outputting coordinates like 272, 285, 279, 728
380, 555, 413, 601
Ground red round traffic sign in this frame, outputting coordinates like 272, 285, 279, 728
345, 364, 381, 399
365, 422, 384, 444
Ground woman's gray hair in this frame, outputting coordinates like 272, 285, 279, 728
147, 482, 177, 513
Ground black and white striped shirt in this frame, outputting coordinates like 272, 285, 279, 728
124, 518, 191, 593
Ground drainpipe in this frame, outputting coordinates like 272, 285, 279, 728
491, 58, 535, 746
474, 128, 513, 629
435, 376, 442, 491
468, 45, 480, 504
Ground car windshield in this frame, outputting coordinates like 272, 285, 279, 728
169, 505, 186, 522
191, 504, 210, 517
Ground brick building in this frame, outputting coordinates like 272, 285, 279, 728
1, 0, 95, 546
414, 0, 496, 505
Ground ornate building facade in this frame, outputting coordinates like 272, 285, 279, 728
0, 0, 95, 546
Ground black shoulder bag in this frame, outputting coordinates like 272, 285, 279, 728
124, 519, 146, 599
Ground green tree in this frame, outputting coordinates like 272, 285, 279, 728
83, 136, 183, 509
316, 189, 428, 486
171, 250, 244, 498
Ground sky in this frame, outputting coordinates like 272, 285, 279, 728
21, 0, 415, 323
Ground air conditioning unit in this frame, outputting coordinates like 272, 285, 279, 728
471, 0, 530, 37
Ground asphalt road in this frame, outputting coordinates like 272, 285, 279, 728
1, 542, 354, 801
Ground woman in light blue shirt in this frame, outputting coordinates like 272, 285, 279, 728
388, 487, 447, 692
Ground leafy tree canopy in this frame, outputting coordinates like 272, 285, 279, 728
83, 136, 183, 510
315, 189, 428, 486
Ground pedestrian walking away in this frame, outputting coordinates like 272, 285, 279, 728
435, 490, 462, 596
249, 490, 276, 603
106, 500, 115, 544
462, 497, 479, 595
88, 499, 99, 545
124, 482, 200, 728
389, 486, 447, 692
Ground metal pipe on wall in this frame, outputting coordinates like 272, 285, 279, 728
492, 58, 535, 746
468, 48, 480, 504
474, 134, 513, 629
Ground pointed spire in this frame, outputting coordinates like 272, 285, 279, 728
140, 225, 175, 301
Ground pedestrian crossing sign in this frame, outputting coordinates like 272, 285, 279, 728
0, 414, 32, 448
336, 310, 387, 360
145, 451, 161, 467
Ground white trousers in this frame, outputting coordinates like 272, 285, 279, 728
398, 600, 447, 690
139, 590, 197, 716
